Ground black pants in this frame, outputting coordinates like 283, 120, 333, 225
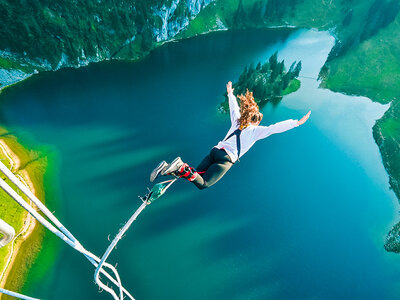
192, 148, 234, 190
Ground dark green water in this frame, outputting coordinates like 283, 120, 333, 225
1, 28, 400, 299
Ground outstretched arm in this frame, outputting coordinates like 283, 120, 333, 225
298, 111, 311, 126
226, 81, 240, 125
254, 111, 311, 140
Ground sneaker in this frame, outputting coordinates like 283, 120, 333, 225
161, 157, 184, 175
150, 161, 168, 182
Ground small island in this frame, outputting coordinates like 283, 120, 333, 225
219, 52, 301, 113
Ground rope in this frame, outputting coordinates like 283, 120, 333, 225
0, 160, 178, 300
94, 178, 178, 293
94, 201, 147, 300
0, 161, 134, 300
0, 287, 40, 300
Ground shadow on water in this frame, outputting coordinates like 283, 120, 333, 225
80, 131, 140, 157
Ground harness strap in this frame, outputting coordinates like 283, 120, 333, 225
177, 164, 198, 182
224, 128, 242, 162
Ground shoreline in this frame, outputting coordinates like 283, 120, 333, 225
0, 24, 398, 294
0, 131, 44, 297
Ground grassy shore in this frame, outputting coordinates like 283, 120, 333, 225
0, 127, 52, 299
282, 78, 301, 96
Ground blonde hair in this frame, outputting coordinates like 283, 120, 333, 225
237, 89, 263, 130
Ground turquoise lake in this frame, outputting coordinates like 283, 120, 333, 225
1, 28, 400, 299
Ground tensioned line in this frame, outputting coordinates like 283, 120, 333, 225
0, 159, 177, 300
0, 160, 134, 300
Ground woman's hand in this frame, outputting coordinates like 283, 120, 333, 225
226, 81, 234, 94
298, 110, 311, 126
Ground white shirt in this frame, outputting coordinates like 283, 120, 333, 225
215, 92, 299, 163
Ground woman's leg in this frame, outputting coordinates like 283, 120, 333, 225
192, 160, 233, 189
192, 148, 233, 190
161, 150, 213, 179
196, 151, 214, 173
164, 149, 232, 189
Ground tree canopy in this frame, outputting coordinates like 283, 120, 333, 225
219, 52, 301, 113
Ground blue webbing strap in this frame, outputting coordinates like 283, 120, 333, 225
224, 128, 242, 162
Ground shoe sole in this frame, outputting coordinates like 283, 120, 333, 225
161, 157, 182, 175
150, 161, 168, 182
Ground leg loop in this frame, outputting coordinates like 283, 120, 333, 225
176, 163, 198, 182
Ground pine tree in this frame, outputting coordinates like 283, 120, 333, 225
220, 52, 302, 112
233, 0, 247, 28
293, 61, 301, 77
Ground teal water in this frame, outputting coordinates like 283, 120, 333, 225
1, 28, 400, 299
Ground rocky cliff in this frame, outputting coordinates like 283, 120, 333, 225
0, 0, 214, 90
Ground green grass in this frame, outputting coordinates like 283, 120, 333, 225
18, 150, 62, 296
0, 196, 25, 275
376, 111, 400, 253
282, 78, 300, 95
0, 57, 38, 74
379, 118, 400, 139
176, 0, 260, 39
114, 35, 151, 60
0, 134, 35, 274
0, 129, 49, 295
373, 102, 400, 200
322, 14, 400, 104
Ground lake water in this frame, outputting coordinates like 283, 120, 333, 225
1, 28, 400, 299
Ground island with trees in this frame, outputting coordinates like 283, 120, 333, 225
219, 52, 301, 113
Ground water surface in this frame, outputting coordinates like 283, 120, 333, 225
1, 28, 400, 300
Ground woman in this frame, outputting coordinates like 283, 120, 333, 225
150, 81, 311, 189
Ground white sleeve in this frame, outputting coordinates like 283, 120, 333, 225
254, 119, 299, 140
228, 92, 240, 125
